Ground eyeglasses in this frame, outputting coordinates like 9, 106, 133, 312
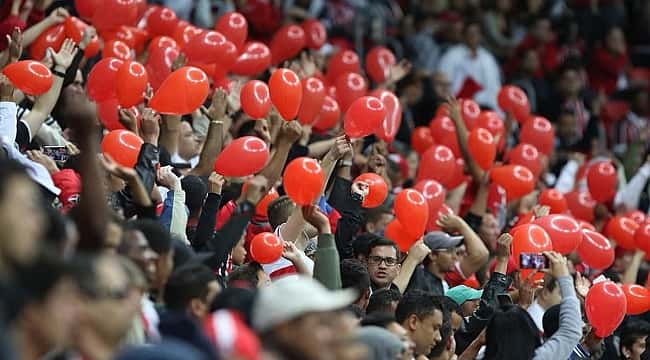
368, 256, 399, 267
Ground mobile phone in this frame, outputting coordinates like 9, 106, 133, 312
519, 253, 548, 269
42, 146, 69, 165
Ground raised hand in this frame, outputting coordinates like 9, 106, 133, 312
495, 233, 513, 260
6, 27, 22, 63
140, 108, 160, 145
100, 153, 138, 181
46, 7, 69, 25
543, 251, 570, 279
79, 26, 97, 50
435, 214, 466, 233
327, 135, 352, 161
207, 87, 227, 120
302, 204, 331, 234
0, 75, 15, 101
50, 38, 78, 70
207, 172, 225, 194
156, 165, 179, 190
26, 150, 58, 174
118, 108, 138, 134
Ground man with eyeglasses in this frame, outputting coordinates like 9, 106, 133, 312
365, 238, 402, 292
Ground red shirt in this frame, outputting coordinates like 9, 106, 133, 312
588, 46, 628, 94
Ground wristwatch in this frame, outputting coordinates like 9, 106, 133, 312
339, 160, 353, 168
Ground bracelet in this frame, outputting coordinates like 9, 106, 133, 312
339, 160, 353, 167
51, 68, 66, 78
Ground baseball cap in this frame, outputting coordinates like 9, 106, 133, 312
424, 231, 463, 251
252, 275, 357, 332
445, 285, 483, 305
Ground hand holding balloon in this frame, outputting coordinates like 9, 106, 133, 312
140, 108, 160, 145
239, 175, 269, 205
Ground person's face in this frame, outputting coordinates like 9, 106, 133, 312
366, 213, 393, 234
460, 300, 479, 317
154, 250, 174, 291
560, 70, 582, 97
521, 50, 540, 75
431, 73, 452, 101
0, 176, 45, 266
557, 113, 578, 141
123, 230, 157, 285
464, 24, 482, 49
478, 213, 499, 251
66, 70, 85, 95
254, 118, 272, 145
191, 280, 221, 320
623, 336, 647, 360
274, 311, 340, 360
407, 310, 444, 356
178, 122, 201, 160
79, 257, 139, 346
532, 19, 552, 43
606, 27, 625, 54
387, 322, 415, 360
257, 269, 271, 288
231, 235, 247, 266
431, 248, 459, 273
367, 245, 401, 289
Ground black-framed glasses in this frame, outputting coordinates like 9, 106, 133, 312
368, 256, 399, 267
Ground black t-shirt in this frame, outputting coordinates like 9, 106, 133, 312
405, 266, 445, 296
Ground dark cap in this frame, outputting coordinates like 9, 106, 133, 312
423, 231, 463, 250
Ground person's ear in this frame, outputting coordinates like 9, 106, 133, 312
622, 346, 632, 359
366, 222, 376, 233
407, 314, 419, 332
189, 298, 205, 318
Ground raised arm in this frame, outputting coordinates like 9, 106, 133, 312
21, 7, 68, 48
393, 240, 431, 294
257, 120, 302, 187
189, 89, 228, 176
437, 214, 489, 278
448, 97, 484, 182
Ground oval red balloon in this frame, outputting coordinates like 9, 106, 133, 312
183, 30, 237, 68
460, 99, 481, 130
539, 189, 568, 214
147, 6, 178, 36
92, 0, 138, 32
313, 96, 341, 132
490, 165, 535, 201
512, 224, 552, 268
283, 157, 325, 206
30, 24, 65, 60
467, 127, 496, 170
103, 40, 134, 61
116, 61, 148, 107
533, 214, 581, 254
414, 180, 446, 218
87, 58, 124, 101
626, 210, 646, 225
476, 110, 504, 137
354, 173, 388, 208
335, 72, 367, 112
302, 19, 327, 49
520, 116, 554, 155
240, 80, 271, 119
497, 85, 530, 123
385, 219, 418, 252
370, 89, 402, 143
101, 130, 143, 168
566, 191, 596, 222
429, 115, 460, 157
149, 66, 209, 115
585, 281, 626, 337
3, 60, 53, 96
394, 189, 429, 239
215, 12, 248, 50
297, 77, 326, 125
327, 50, 360, 83
249, 232, 283, 264
507, 143, 542, 178
343, 96, 386, 138
411, 126, 434, 155
605, 216, 639, 250
587, 161, 617, 203
269, 68, 303, 121
417, 145, 456, 187
634, 222, 650, 254
231, 42, 271, 76
365, 46, 396, 83
578, 229, 614, 270
270, 24, 305, 65
213, 136, 269, 177
621, 284, 650, 315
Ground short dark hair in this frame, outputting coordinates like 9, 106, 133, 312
227, 262, 263, 289
124, 219, 172, 254
14, 251, 70, 305
181, 175, 207, 215
542, 304, 561, 338
365, 205, 391, 226
620, 319, 650, 354
353, 233, 381, 258
395, 290, 444, 324
0, 160, 29, 201
267, 196, 295, 230
361, 312, 398, 328
367, 288, 402, 315
366, 237, 400, 259
341, 259, 371, 295
163, 263, 216, 312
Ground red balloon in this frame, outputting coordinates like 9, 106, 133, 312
335, 72, 367, 112
446, 158, 467, 190
343, 96, 386, 138
507, 143, 542, 178
626, 210, 646, 225
579, 221, 596, 232
231, 42, 271, 76
539, 189, 568, 214
302, 19, 326, 49
101, 130, 143, 167
149, 66, 209, 115
394, 189, 429, 239
533, 215, 581, 254
327, 50, 360, 83
490, 165, 535, 201
621, 284, 650, 315
213, 136, 269, 177
30, 25, 64, 60
634, 222, 650, 253
147, 6, 178, 36
476, 111, 504, 137
269, 68, 303, 121
354, 173, 388, 208
467, 127, 496, 170
605, 216, 639, 250
520, 116, 554, 155
566, 191, 596, 222
172, 21, 203, 48
87, 58, 124, 101
385, 219, 418, 252
3, 60, 53, 96
497, 85, 530, 123
182, 31, 237, 70
429, 116, 460, 157
145, 40, 179, 91
103, 40, 134, 60
414, 180, 446, 218
116, 61, 148, 107
313, 96, 341, 132
370, 89, 402, 143
92, 0, 138, 32
585, 281, 626, 337
256, 187, 279, 218
460, 99, 481, 130
240, 80, 271, 119
64, 17, 100, 58
297, 77, 326, 125
578, 230, 614, 269
270, 24, 305, 64
75, 0, 97, 19
148, 36, 179, 54
249, 232, 283, 264
417, 145, 456, 187
283, 157, 325, 206
97, 98, 123, 131
512, 224, 552, 268
215, 12, 248, 50
365, 46, 396, 83
587, 161, 618, 203
411, 127, 434, 155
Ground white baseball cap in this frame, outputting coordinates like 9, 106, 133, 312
252, 275, 357, 332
